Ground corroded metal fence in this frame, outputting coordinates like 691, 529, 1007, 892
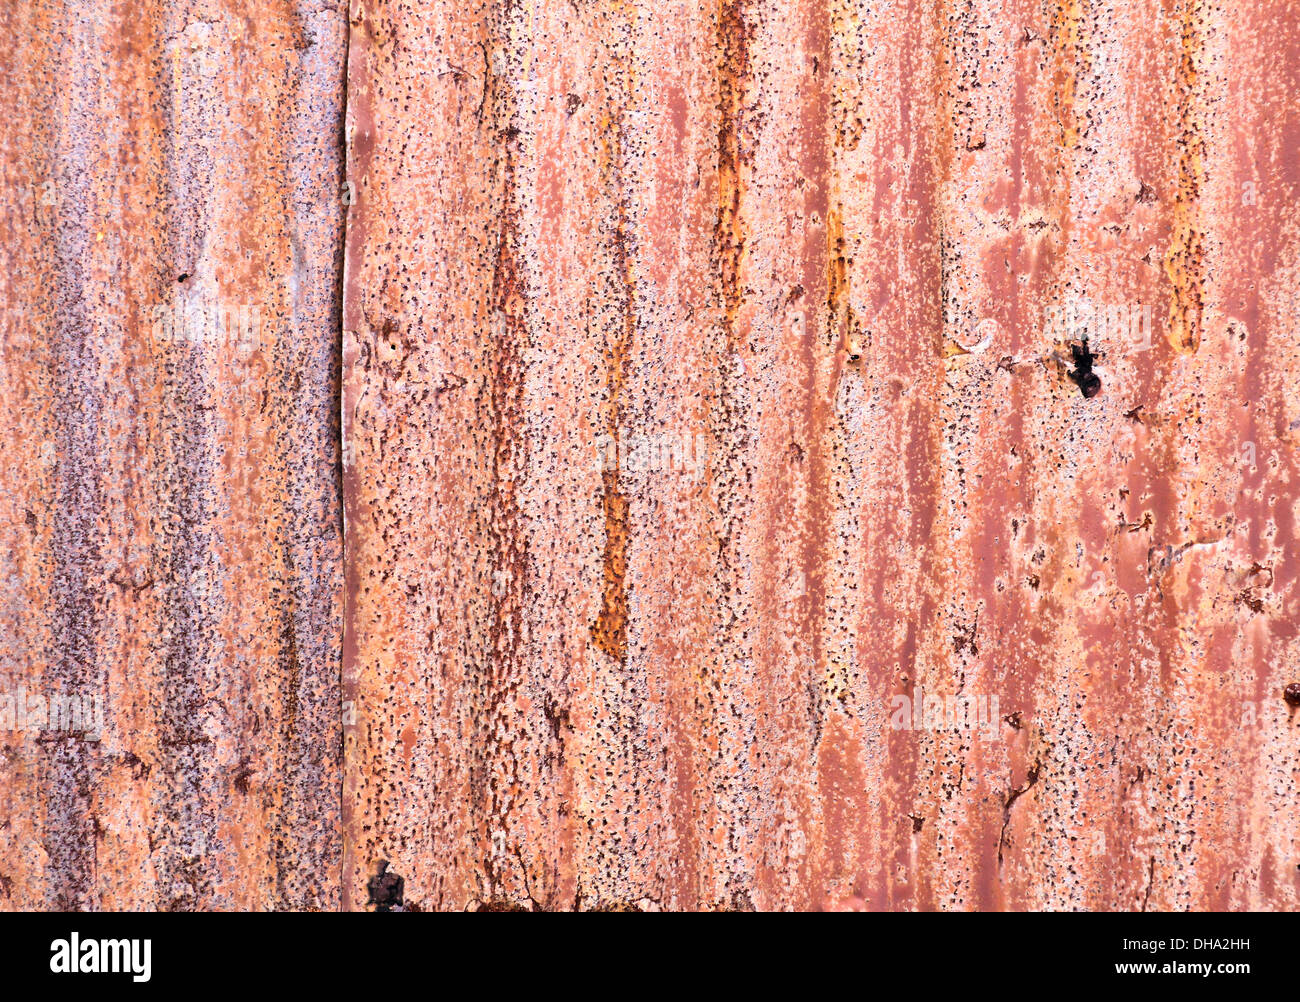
2, 0, 1298, 911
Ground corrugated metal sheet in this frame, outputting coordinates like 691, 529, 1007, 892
0, 0, 347, 909
5, 0, 1300, 911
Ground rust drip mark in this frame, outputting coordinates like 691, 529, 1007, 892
997, 759, 1042, 866
1049, 0, 1088, 150
827, 206, 856, 360
469, 90, 533, 897
703, 0, 754, 667
715, 0, 751, 338
486, 146, 530, 667
1164, 0, 1207, 354
279, 608, 302, 739
591, 462, 630, 662
589, 116, 637, 666
823, 202, 854, 708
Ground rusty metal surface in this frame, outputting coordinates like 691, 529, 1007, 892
0, 1, 348, 909
3, 0, 1298, 912
341, 0, 1300, 912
